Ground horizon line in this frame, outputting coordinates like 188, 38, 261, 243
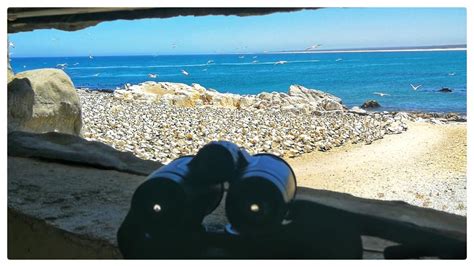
10, 44, 467, 58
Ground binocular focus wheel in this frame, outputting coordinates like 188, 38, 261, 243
189, 141, 246, 183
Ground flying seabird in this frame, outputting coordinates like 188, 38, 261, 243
335, 58, 343, 62
410, 84, 422, 90
93, 73, 100, 77
274, 60, 288, 65
89, 55, 94, 59
305, 44, 322, 50
207, 60, 214, 64
373, 92, 390, 97
148, 73, 158, 79
181, 69, 189, 76
448, 72, 456, 76
56, 63, 68, 69
8, 41, 15, 48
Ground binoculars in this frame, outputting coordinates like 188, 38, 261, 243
117, 140, 465, 259
118, 140, 297, 258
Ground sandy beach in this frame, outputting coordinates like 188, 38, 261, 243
287, 121, 467, 215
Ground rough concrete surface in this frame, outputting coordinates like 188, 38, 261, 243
8, 131, 163, 175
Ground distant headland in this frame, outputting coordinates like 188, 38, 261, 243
272, 44, 467, 54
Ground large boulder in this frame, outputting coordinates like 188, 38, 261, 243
8, 69, 82, 135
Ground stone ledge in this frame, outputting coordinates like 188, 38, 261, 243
7, 133, 466, 258
8, 131, 162, 175
8, 209, 121, 259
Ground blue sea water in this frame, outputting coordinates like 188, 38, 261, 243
10, 50, 466, 113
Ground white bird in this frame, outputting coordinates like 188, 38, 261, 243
252, 60, 259, 63
93, 73, 100, 77
181, 69, 189, 76
448, 72, 456, 76
8, 41, 15, 48
148, 73, 157, 79
56, 63, 68, 69
89, 55, 94, 59
305, 44, 322, 50
202, 68, 208, 72
239, 55, 245, 59
410, 84, 422, 90
373, 92, 390, 97
207, 60, 214, 64
335, 58, 343, 62
274, 60, 287, 65
73, 62, 80, 66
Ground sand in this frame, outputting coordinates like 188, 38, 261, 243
286, 121, 467, 216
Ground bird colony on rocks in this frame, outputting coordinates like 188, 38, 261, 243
79, 82, 409, 164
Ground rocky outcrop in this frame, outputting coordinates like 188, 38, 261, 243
8, 69, 83, 135
8, 8, 312, 33
112, 82, 344, 114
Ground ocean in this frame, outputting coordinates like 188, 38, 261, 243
10, 50, 467, 113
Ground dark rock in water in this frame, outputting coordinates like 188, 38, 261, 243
439, 87, 453, 93
361, 100, 381, 109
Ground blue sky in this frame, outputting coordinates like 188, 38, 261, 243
8, 8, 466, 57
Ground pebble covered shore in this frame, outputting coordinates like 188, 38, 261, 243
78, 85, 412, 164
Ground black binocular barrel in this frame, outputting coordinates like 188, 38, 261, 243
129, 156, 224, 231
226, 154, 297, 234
